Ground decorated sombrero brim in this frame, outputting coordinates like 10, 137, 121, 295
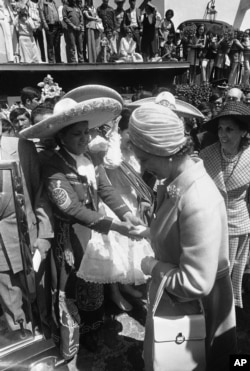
63, 84, 124, 105
19, 97, 122, 139
127, 93, 204, 119
203, 101, 250, 133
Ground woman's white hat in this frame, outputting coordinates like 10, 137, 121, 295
20, 85, 123, 139
127, 92, 204, 119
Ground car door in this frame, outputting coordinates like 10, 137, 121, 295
0, 160, 68, 371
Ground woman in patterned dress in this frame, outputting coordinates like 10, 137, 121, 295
200, 101, 250, 322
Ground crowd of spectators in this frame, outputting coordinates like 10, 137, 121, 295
1, 0, 250, 85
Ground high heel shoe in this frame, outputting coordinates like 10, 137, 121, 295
110, 283, 133, 311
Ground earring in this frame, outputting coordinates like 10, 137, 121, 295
169, 157, 173, 162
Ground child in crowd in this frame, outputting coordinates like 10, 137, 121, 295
78, 115, 154, 311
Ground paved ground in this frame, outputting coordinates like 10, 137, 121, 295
67, 285, 250, 370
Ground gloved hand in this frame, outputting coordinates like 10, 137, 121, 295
141, 256, 158, 276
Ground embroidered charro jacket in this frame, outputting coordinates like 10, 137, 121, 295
200, 142, 250, 235
42, 147, 130, 234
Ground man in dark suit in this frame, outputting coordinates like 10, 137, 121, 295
0, 124, 53, 334
122, 0, 142, 52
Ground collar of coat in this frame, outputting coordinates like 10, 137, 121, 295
56, 147, 92, 174
156, 157, 206, 209
200, 142, 250, 193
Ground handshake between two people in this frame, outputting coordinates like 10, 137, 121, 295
110, 211, 150, 239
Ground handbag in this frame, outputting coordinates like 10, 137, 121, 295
152, 274, 206, 371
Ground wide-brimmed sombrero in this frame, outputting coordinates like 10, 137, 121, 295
20, 96, 122, 139
127, 92, 204, 119
63, 84, 124, 105
203, 101, 250, 133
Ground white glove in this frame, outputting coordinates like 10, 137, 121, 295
141, 256, 158, 276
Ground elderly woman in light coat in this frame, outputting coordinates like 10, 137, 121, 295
129, 103, 237, 371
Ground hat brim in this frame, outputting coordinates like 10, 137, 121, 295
64, 84, 124, 106
127, 97, 204, 119
19, 97, 122, 139
203, 113, 250, 133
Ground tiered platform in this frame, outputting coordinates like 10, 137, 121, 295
0, 61, 189, 96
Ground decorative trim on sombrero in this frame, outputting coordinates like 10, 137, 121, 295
63, 84, 124, 105
19, 97, 122, 139
127, 92, 204, 119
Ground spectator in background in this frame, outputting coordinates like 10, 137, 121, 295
40, 0, 62, 64
117, 26, 142, 62
195, 23, 207, 83
214, 31, 232, 81
241, 30, 250, 86
161, 33, 177, 61
83, 0, 102, 63
9, 107, 31, 134
159, 9, 175, 57
122, 0, 142, 53
27, 0, 46, 62
203, 31, 218, 83
97, 0, 115, 34
20, 86, 41, 112
100, 28, 118, 62
60, 0, 70, 63
62, 0, 84, 63
30, 101, 57, 164
0, 0, 15, 63
228, 30, 244, 85
14, 6, 40, 63
114, 0, 125, 50
191, 101, 217, 153
209, 92, 223, 118
225, 87, 244, 102
141, 2, 156, 61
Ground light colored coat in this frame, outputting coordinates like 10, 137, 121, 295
144, 158, 236, 371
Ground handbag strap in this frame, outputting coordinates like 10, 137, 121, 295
152, 271, 204, 317
152, 272, 173, 317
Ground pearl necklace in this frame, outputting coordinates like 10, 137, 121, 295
221, 147, 240, 163
220, 147, 242, 185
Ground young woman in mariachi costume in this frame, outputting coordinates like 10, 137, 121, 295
20, 85, 144, 359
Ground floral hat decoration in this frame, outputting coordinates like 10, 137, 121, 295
127, 92, 204, 119
37, 74, 64, 102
